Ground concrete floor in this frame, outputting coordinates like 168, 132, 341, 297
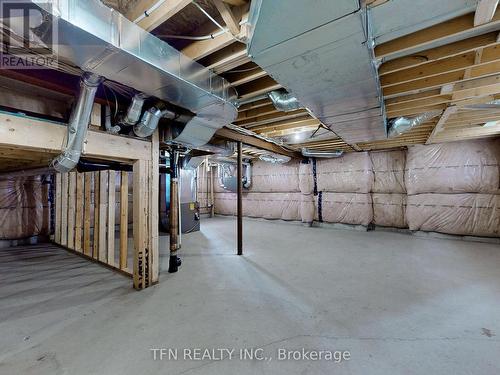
1, 217, 500, 374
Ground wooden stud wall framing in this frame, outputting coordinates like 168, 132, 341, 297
54, 170, 131, 276
0, 113, 159, 289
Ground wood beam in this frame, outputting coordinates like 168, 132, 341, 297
0, 113, 151, 161
379, 32, 500, 76
130, 0, 191, 32
212, 0, 241, 36
383, 60, 500, 97
215, 127, 301, 158
236, 110, 309, 128
375, 10, 500, 61
182, 32, 234, 61
474, 0, 500, 26
381, 44, 500, 87
237, 76, 282, 99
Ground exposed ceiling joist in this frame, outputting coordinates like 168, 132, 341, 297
128, 0, 192, 31
379, 32, 500, 76
375, 10, 500, 61
182, 32, 234, 60
215, 127, 301, 158
212, 0, 241, 36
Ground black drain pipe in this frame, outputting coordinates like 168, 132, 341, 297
237, 141, 243, 256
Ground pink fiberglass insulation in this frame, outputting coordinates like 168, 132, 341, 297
0, 176, 50, 240
250, 160, 300, 192
406, 193, 500, 237
316, 192, 373, 226
405, 140, 499, 195
214, 192, 301, 221
372, 193, 407, 228
370, 150, 406, 193
316, 152, 374, 193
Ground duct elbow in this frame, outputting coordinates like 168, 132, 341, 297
133, 107, 162, 137
133, 107, 177, 138
388, 111, 442, 138
52, 72, 103, 173
119, 93, 148, 127
52, 149, 82, 173
268, 90, 302, 112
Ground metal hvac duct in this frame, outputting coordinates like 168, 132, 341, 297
28, 0, 238, 146
52, 72, 103, 173
247, 0, 386, 144
267, 90, 302, 112
301, 148, 344, 158
134, 107, 176, 138
259, 153, 291, 164
119, 93, 148, 127
387, 111, 442, 138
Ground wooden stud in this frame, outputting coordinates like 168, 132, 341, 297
98, 170, 108, 264
83, 172, 92, 256
74, 172, 84, 252
93, 172, 100, 259
107, 170, 116, 266
150, 130, 160, 284
54, 173, 62, 244
60, 173, 68, 247
133, 159, 149, 290
119, 171, 129, 271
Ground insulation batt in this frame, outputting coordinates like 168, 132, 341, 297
299, 161, 314, 195
250, 160, 300, 192
405, 140, 500, 194
372, 193, 407, 228
406, 193, 500, 237
317, 193, 373, 226
370, 150, 406, 193
317, 152, 374, 193
300, 194, 315, 224
214, 192, 301, 221
0, 176, 50, 240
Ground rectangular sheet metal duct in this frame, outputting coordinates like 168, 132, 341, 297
247, 0, 387, 144
246, 0, 485, 145
19, 0, 238, 147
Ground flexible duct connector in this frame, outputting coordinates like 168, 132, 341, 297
301, 148, 343, 158
268, 90, 302, 112
119, 93, 148, 127
243, 162, 252, 189
133, 107, 176, 138
388, 111, 442, 138
52, 72, 103, 173
104, 105, 121, 134
259, 153, 292, 164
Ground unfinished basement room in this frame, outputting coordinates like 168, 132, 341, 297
1, 0, 500, 374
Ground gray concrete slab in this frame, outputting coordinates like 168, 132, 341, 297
1, 217, 499, 374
